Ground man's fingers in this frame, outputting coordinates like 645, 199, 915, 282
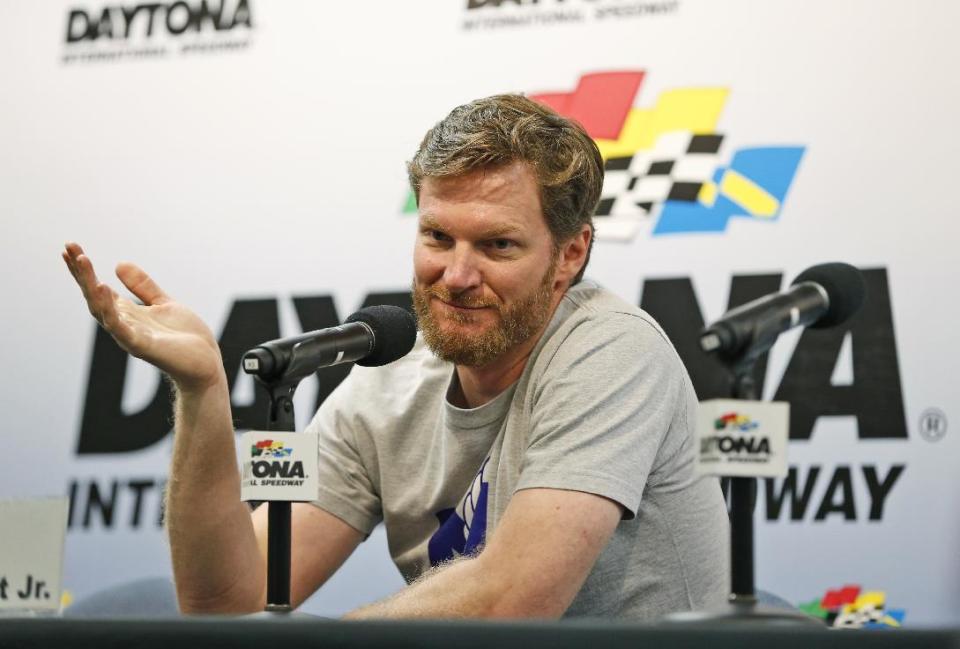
63, 246, 162, 351
93, 283, 117, 323
86, 279, 122, 324
62, 251, 78, 280
64, 241, 84, 259
65, 250, 102, 303
63, 244, 141, 352
116, 262, 171, 306
63, 242, 90, 281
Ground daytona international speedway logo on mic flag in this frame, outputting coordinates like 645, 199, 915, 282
251, 439, 294, 458
403, 70, 805, 241
696, 399, 789, 478
239, 431, 319, 502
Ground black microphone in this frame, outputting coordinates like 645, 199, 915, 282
700, 262, 867, 360
242, 305, 417, 383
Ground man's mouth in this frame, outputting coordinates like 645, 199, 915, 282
435, 297, 489, 311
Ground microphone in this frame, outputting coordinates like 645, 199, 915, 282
700, 262, 867, 360
242, 305, 417, 383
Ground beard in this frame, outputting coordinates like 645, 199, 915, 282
412, 263, 557, 367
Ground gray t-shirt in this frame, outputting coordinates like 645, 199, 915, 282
305, 281, 729, 619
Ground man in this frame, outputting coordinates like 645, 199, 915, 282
63, 94, 729, 619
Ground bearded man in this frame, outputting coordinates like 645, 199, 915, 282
63, 94, 729, 619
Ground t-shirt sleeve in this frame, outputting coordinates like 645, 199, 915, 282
516, 313, 689, 517
303, 371, 383, 536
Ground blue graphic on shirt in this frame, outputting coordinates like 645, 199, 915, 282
427, 458, 490, 566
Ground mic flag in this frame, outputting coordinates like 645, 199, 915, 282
696, 399, 789, 478
240, 431, 320, 503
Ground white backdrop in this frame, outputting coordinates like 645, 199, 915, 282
1, 0, 957, 624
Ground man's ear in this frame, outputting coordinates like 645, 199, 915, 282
555, 224, 592, 287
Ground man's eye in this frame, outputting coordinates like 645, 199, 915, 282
490, 239, 514, 251
427, 229, 450, 242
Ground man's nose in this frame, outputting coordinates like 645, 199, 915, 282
443, 245, 482, 293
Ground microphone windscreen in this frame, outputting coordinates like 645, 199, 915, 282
346, 305, 418, 367
791, 262, 867, 328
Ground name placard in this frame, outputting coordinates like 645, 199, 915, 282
0, 498, 69, 612
239, 431, 319, 502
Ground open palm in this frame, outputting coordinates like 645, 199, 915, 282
63, 242, 225, 391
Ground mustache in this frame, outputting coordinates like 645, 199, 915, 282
421, 284, 499, 310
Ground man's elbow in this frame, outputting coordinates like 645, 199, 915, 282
175, 576, 266, 616
473, 555, 573, 619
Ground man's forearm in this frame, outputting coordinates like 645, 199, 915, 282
165, 378, 264, 613
344, 554, 558, 620
345, 557, 490, 619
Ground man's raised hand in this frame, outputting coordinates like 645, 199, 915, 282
62, 242, 226, 392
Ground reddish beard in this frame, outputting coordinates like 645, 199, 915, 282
412, 264, 557, 367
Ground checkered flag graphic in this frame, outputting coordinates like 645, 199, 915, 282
833, 603, 894, 629
596, 132, 723, 218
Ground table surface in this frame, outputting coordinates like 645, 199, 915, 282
1, 617, 959, 649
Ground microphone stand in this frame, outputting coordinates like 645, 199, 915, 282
237, 308, 415, 618
259, 378, 297, 614
727, 362, 759, 610
244, 335, 343, 616
244, 371, 318, 618
666, 344, 820, 625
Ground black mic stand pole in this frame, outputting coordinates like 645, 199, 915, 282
666, 346, 820, 625
725, 355, 761, 612
258, 378, 297, 614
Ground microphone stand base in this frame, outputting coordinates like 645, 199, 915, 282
663, 597, 823, 626
246, 607, 322, 619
